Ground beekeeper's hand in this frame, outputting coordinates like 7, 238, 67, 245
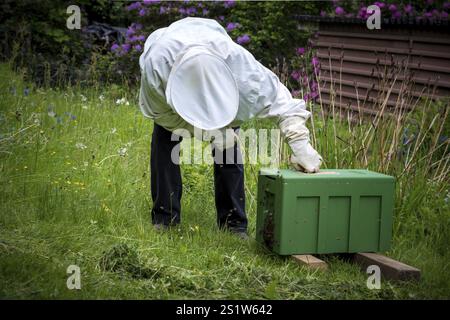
289, 139, 323, 173
279, 116, 323, 173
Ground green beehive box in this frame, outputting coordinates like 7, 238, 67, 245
256, 169, 395, 255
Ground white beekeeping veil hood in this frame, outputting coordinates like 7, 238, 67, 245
165, 46, 239, 130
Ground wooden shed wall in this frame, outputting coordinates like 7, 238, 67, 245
313, 23, 450, 115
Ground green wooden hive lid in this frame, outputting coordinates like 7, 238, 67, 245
260, 168, 394, 181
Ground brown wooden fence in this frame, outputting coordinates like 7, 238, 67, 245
297, 16, 450, 116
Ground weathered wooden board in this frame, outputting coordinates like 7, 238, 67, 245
353, 252, 421, 281
291, 255, 328, 271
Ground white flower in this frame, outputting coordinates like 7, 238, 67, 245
48, 110, 56, 117
75, 142, 87, 150
115, 97, 129, 105
80, 94, 87, 102
82, 105, 88, 110
118, 147, 128, 157
99, 95, 105, 101
111, 127, 117, 134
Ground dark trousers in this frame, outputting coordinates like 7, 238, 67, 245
150, 124, 247, 232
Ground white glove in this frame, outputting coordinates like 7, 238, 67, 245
289, 139, 323, 173
279, 116, 323, 173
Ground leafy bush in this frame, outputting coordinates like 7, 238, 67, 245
0, 0, 129, 86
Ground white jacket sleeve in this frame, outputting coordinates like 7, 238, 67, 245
258, 81, 323, 173
258, 82, 311, 144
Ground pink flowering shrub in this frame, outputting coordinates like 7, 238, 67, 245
326, 1, 450, 21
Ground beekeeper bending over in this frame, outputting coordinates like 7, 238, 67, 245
139, 17, 322, 238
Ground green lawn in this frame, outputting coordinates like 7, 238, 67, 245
1, 63, 449, 299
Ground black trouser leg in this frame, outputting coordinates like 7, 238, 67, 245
150, 123, 182, 226
212, 137, 248, 233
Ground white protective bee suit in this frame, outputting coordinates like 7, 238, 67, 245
139, 17, 322, 172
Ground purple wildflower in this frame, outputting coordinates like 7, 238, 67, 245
186, 7, 197, 15
389, 4, 397, 12
312, 56, 320, 67
111, 43, 119, 52
236, 34, 251, 45
320, 10, 327, 17
291, 70, 301, 81
202, 9, 209, 16
126, 27, 135, 37
139, 8, 147, 16
442, 11, 449, 19
392, 11, 401, 19
374, 2, 385, 9
226, 22, 238, 32
291, 90, 301, 97
404, 4, 413, 14
128, 35, 138, 42
126, 2, 141, 11
302, 75, 309, 84
444, 2, 450, 10
122, 43, 131, 53
224, 1, 236, 8
358, 7, 367, 19
137, 35, 146, 42
133, 44, 142, 52
296, 47, 305, 55
143, 0, 159, 5
159, 7, 166, 14
131, 23, 143, 31
335, 6, 345, 16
